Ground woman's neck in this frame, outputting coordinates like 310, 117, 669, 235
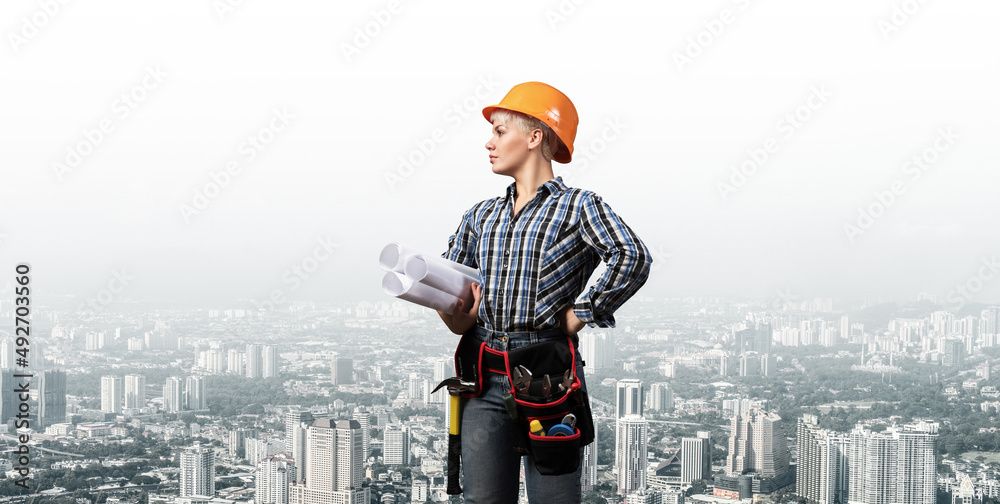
512, 157, 555, 201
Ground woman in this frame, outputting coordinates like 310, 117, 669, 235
437, 81, 651, 504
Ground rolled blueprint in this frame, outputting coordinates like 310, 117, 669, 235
382, 271, 461, 313
403, 254, 476, 308
379, 243, 420, 273
380, 243, 481, 313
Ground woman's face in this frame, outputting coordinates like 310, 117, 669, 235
485, 118, 532, 177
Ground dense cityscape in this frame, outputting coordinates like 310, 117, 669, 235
1, 292, 999, 504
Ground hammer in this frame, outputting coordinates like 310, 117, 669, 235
432, 377, 476, 494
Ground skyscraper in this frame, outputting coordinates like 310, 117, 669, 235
616, 379, 644, 418
288, 419, 369, 504
37, 369, 67, 428
616, 415, 648, 495
285, 409, 314, 482
263, 344, 279, 378
229, 428, 258, 458
649, 383, 674, 413
680, 432, 711, 484
163, 377, 183, 413
725, 409, 790, 479
384, 425, 410, 466
246, 344, 263, 378
353, 408, 371, 460
101, 375, 123, 414
228, 348, 245, 375
124, 374, 145, 409
256, 453, 294, 504
580, 332, 616, 369
581, 429, 599, 492
848, 420, 938, 504
796, 414, 849, 504
332, 357, 353, 386
180, 444, 215, 497
186, 375, 207, 410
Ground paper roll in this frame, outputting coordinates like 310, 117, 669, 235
403, 255, 477, 307
381, 271, 461, 313
379, 242, 420, 273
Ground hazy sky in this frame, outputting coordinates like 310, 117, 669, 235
2, 1, 999, 309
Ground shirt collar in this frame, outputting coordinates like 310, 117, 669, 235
504, 176, 569, 201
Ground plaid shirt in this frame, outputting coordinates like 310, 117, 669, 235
443, 176, 651, 332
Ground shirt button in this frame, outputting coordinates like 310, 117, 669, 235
499, 289, 504, 295
503, 262, 508, 268
504, 251, 510, 256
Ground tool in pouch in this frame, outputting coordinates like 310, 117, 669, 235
503, 336, 594, 476
449, 331, 595, 479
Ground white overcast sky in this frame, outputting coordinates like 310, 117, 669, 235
1, 1, 999, 308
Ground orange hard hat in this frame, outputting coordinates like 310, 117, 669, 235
482, 82, 578, 164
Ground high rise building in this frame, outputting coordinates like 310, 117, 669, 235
101, 375, 123, 414
725, 409, 790, 479
848, 420, 938, 504
680, 432, 711, 484
228, 349, 245, 375
580, 332, 616, 369
229, 428, 258, 458
384, 425, 410, 466
796, 414, 849, 504
263, 344, 279, 378
246, 438, 277, 465
739, 352, 760, 377
186, 376, 207, 410
429, 360, 449, 405
616, 415, 648, 495
616, 379, 644, 418
981, 307, 999, 347
164, 377, 183, 413
124, 374, 145, 409
285, 409, 314, 482
353, 408, 371, 460
582, 427, 599, 492
332, 357, 354, 386
180, 444, 215, 497
246, 344, 264, 379
412, 479, 429, 503
288, 419, 369, 504
942, 339, 965, 367
649, 383, 674, 413
37, 369, 67, 428
256, 453, 294, 504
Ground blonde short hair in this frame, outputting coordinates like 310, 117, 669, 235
490, 109, 561, 163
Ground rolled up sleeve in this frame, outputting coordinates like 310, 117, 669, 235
573, 194, 651, 328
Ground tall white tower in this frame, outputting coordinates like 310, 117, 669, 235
124, 374, 145, 409
100, 375, 123, 413
180, 444, 215, 497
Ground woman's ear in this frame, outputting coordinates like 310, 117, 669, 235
527, 128, 544, 151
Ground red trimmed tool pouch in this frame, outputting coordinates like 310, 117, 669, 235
506, 337, 595, 476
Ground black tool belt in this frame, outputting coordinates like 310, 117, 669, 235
454, 328, 595, 476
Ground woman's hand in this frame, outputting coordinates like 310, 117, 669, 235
557, 305, 586, 336
438, 283, 482, 335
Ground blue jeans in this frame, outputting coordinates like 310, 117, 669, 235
460, 326, 587, 504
